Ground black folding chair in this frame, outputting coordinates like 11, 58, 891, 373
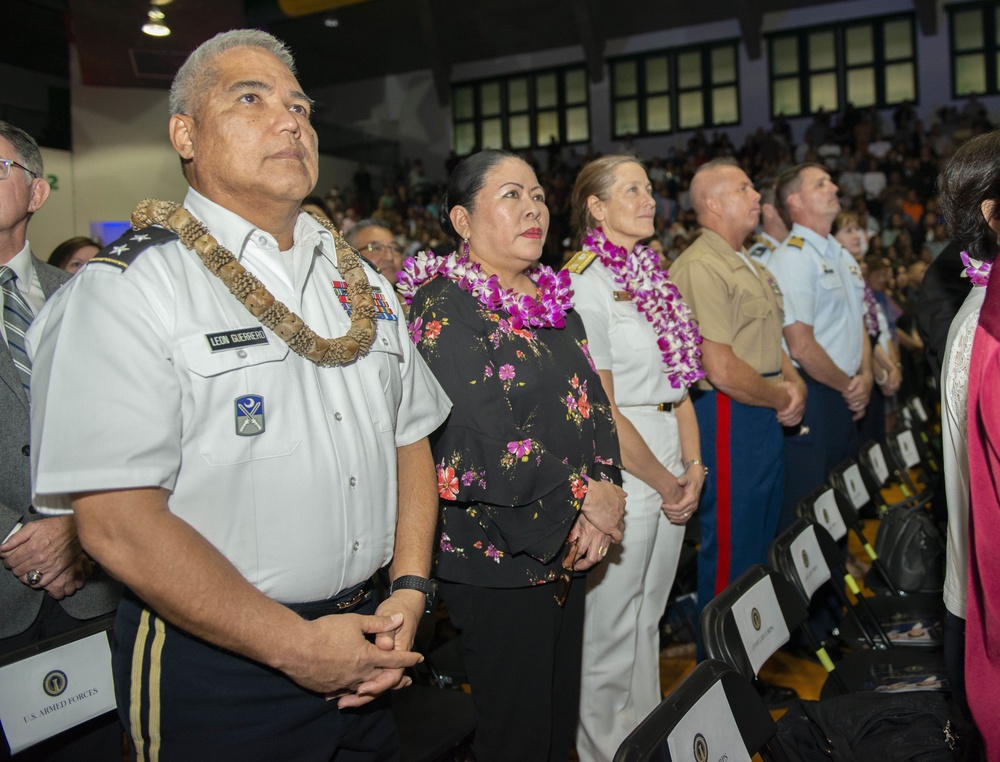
701, 565, 946, 701
798, 481, 945, 648
613, 659, 791, 762
885, 424, 940, 495
902, 396, 943, 459
770, 517, 891, 651
828, 458, 910, 594
701, 564, 848, 694
770, 518, 946, 665
857, 439, 927, 515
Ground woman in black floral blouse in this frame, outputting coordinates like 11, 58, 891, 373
398, 149, 626, 762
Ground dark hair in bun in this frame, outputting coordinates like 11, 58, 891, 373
439, 149, 520, 244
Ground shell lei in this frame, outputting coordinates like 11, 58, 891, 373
396, 250, 573, 330
130, 199, 376, 366
583, 227, 704, 388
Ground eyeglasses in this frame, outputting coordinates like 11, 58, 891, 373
0, 159, 38, 181
364, 241, 404, 257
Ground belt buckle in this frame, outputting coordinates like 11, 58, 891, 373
336, 587, 367, 611
657, 402, 673, 412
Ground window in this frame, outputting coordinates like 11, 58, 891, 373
451, 66, 590, 156
768, 14, 916, 118
610, 42, 739, 138
949, 2, 1000, 96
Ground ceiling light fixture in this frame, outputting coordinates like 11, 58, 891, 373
142, 6, 171, 36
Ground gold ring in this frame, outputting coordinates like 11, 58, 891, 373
599, 546, 608, 557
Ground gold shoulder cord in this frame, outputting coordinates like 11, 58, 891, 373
131, 199, 377, 366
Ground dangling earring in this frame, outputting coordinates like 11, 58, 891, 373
462, 238, 470, 256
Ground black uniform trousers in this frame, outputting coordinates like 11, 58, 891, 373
113, 585, 398, 762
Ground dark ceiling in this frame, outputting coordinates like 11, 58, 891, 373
5, 0, 938, 104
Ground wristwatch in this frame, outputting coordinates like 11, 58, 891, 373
389, 575, 438, 614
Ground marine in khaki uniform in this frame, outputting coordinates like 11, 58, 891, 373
670, 159, 806, 648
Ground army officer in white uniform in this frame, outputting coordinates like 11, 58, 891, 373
27, 30, 450, 760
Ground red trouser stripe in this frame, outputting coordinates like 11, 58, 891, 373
714, 392, 732, 594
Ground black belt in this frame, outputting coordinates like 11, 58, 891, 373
286, 580, 375, 620
123, 579, 375, 630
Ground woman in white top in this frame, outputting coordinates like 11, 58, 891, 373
938, 130, 1000, 719
566, 155, 705, 762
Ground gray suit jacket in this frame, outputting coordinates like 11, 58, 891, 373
0, 256, 121, 640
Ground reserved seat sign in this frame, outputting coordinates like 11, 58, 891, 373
0, 631, 116, 754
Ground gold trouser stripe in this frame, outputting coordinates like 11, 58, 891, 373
147, 616, 167, 762
130, 610, 151, 761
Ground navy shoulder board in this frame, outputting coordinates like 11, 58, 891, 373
562, 250, 596, 274
89, 226, 178, 273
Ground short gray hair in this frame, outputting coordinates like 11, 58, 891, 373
345, 219, 392, 248
169, 29, 296, 117
0, 120, 43, 183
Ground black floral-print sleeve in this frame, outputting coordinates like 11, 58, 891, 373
410, 279, 619, 563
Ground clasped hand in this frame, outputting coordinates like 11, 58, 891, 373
843, 372, 873, 421
0, 516, 93, 599
289, 590, 426, 709
775, 380, 806, 427
580, 479, 626, 543
662, 467, 704, 524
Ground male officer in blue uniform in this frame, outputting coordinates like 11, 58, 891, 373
747, 178, 788, 267
767, 163, 872, 530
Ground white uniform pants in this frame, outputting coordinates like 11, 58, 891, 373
576, 407, 686, 762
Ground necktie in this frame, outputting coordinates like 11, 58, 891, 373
0, 265, 34, 399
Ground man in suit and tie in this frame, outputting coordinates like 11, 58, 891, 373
0, 120, 120, 760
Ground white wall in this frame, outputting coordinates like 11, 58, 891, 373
30, 148, 75, 261
51, 46, 352, 250
69, 53, 188, 242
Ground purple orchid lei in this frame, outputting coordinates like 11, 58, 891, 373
396, 250, 574, 330
862, 286, 880, 338
960, 251, 992, 287
583, 227, 705, 389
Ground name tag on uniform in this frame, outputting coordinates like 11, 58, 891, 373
331, 281, 398, 321
0, 631, 116, 754
205, 327, 268, 352
821, 265, 835, 274
613, 291, 631, 301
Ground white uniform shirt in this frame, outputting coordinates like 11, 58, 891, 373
747, 231, 782, 268
569, 260, 687, 408
28, 189, 451, 603
767, 222, 865, 376
942, 284, 987, 618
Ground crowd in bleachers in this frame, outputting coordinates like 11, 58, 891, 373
303, 97, 993, 424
